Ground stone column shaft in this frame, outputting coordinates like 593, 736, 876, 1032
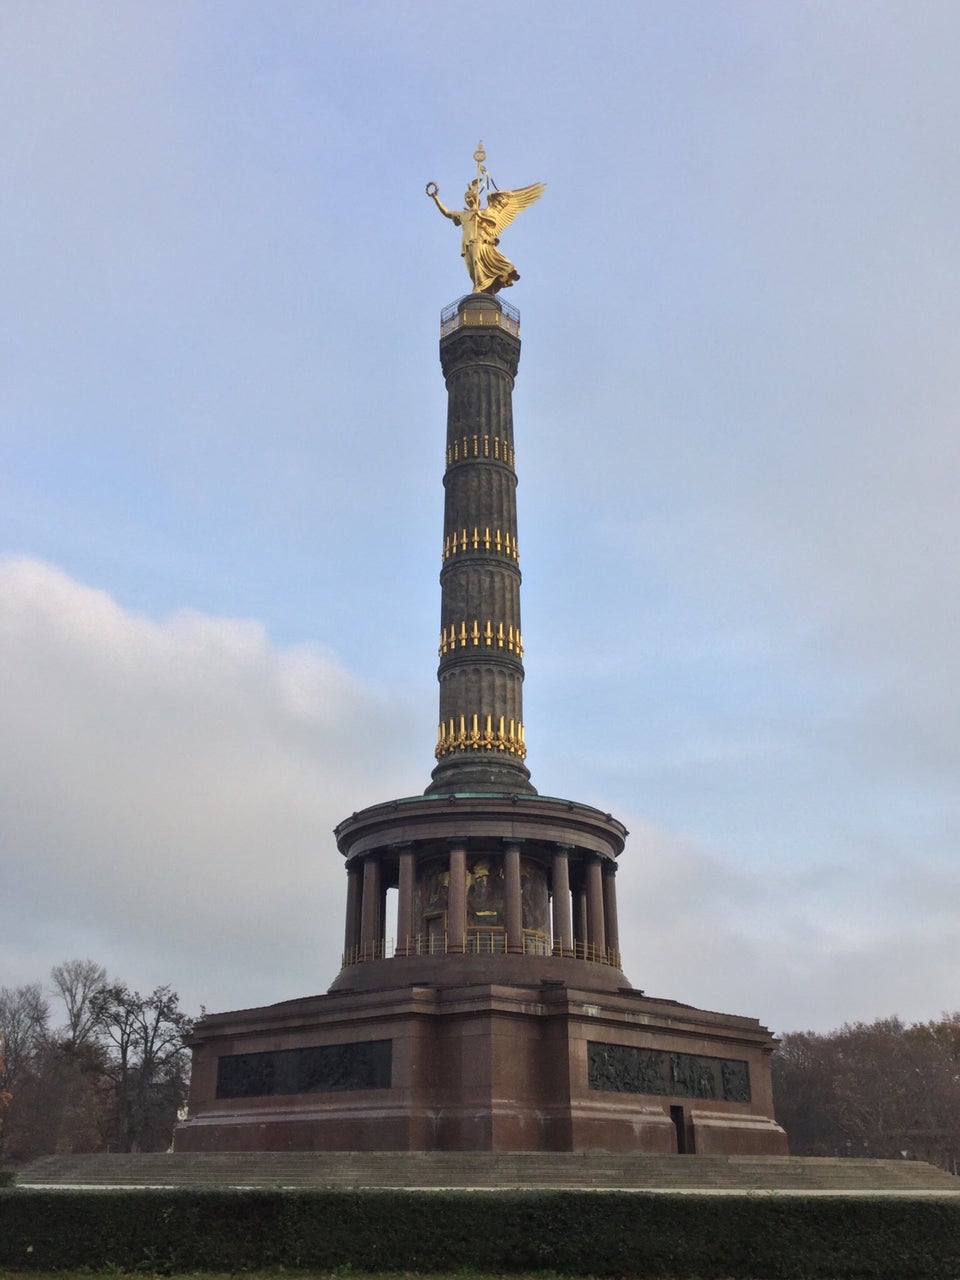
396, 847, 416, 955
448, 844, 467, 952
602, 864, 620, 960
360, 856, 382, 954
574, 885, 588, 951
504, 843, 523, 953
343, 864, 362, 960
586, 857, 606, 958
551, 846, 573, 955
427, 293, 534, 795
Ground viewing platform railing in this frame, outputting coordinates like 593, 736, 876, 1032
342, 931, 621, 970
441, 296, 520, 338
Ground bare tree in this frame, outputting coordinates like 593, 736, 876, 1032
0, 985, 49, 1087
0, 984, 49, 1159
1, 968, 194, 1160
91, 984, 192, 1152
773, 1013, 960, 1172
50, 959, 106, 1047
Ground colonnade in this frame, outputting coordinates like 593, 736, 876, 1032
342, 842, 620, 966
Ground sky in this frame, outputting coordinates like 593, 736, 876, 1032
2, 1, 958, 1037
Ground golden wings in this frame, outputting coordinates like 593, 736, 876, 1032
483, 182, 547, 236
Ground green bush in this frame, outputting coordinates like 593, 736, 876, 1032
1, 1188, 959, 1278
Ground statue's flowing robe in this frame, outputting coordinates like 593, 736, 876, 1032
455, 208, 519, 294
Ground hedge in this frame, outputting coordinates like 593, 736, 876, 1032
1, 1188, 959, 1278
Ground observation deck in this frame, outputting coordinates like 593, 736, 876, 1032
440, 293, 520, 337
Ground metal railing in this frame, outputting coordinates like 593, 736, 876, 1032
342, 932, 621, 969
440, 296, 520, 338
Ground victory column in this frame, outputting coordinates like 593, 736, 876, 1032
174, 148, 786, 1156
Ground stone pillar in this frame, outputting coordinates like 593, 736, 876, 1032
359, 855, 382, 958
396, 845, 416, 955
427, 294, 534, 797
573, 882, 588, 955
602, 862, 620, 963
585, 856, 606, 959
504, 842, 523, 953
551, 845, 573, 955
448, 843, 467, 952
343, 863, 362, 962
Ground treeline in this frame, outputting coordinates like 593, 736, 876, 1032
773, 1013, 960, 1173
0, 959, 192, 1163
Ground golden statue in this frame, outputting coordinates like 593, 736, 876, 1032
426, 144, 545, 294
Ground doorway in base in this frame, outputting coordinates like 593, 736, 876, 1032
670, 1105, 693, 1154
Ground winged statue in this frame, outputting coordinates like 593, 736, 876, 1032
427, 147, 545, 294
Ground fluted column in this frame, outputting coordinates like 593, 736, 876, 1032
343, 863, 362, 960
504, 842, 523, 953
574, 883, 588, 953
427, 292, 535, 796
602, 863, 620, 962
586, 857, 606, 958
359, 855, 382, 957
448, 843, 467, 952
551, 845, 573, 955
396, 845, 416, 956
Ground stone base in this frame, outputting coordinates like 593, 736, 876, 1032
175, 979, 787, 1156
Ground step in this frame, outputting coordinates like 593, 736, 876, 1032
13, 1151, 960, 1193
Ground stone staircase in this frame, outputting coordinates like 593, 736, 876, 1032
13, 1151, 960, 1194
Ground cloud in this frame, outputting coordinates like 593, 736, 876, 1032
616, 813, 960, 1035
0, 557, 420, 1017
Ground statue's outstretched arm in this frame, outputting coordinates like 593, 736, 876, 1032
427, 181, 455, 218
425, 182, 457, 221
